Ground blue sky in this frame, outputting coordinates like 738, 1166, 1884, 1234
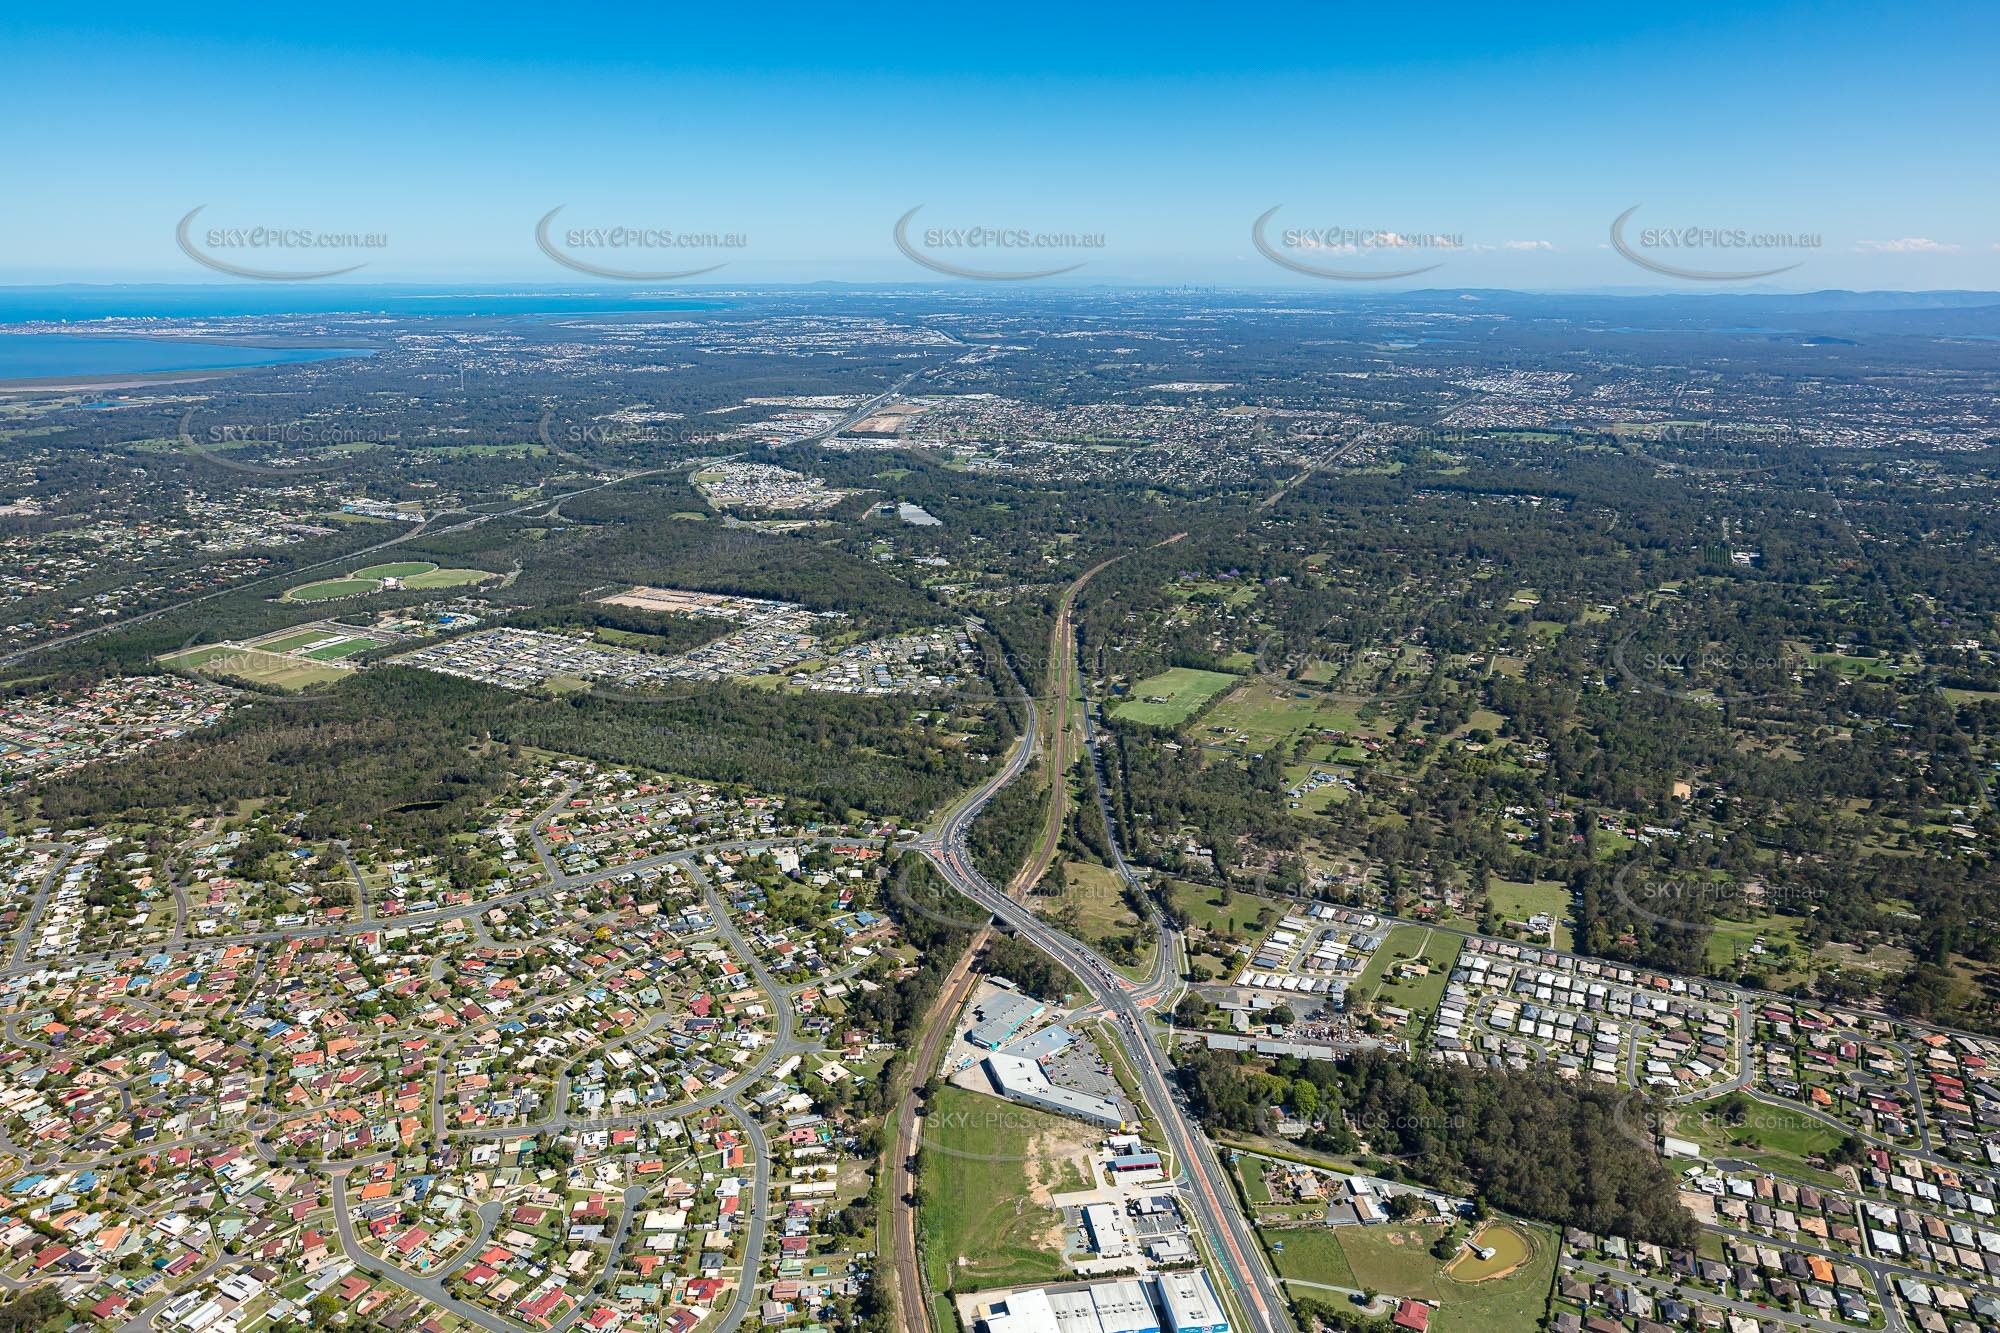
2, 1, 1996, 290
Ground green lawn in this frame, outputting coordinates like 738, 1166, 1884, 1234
919, 1087, 1084, 1296
1705, 912, 1811, 974
1237, 1156, 1272, 1204
1112, 667, 1241, 726
403, 566, 494, 589
1169, 880, 1287, 941
1267, 1227, 1356, 1291
354, 561, 439, 579
300, 637, 384, 661
253, 627, 338, 653
1668, 1094, 1848, 1184
1810, 651, 1902, 679
160, 646, 351, 690
1331, 1221, 1555, 1333
1485, 876, 1574, 950
1353, 926, 1462, 1018
284, 577, 379, 602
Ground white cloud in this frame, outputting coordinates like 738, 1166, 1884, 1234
1855, 237, 1961, 254
1501, 240, 1554, 251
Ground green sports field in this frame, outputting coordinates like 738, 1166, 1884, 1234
252, 627, 339, 653
402, 566, 492, 589
353, 561, 438, 579
299, 637, 385, 660
1331, 1221, 1553, 1333
284, 578, 379, 602
282, 561, 493, 602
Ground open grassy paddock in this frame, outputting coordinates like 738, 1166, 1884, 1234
1485, 876, 1575, 949
1111, 667, 1240, 726
1267, 1227, 1357, 1291
1352, 925, 1462, 1016
1666, 1093, 1849, 1185
918, 1086, 1092, 1298
1200, 680, 1390, 761
1052, 860, 1156, 982
158, 645, 351, 691
1168, 879, 1288, 941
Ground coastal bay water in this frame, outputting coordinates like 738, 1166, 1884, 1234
0, 334, 373, 379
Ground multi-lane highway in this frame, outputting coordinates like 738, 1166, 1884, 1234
888, 532, 1259, 1333
909, 677, 1290, 1333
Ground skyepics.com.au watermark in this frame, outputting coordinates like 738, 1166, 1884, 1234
1624, 644, 1793, 681
1609, 860, 1826, 934
1252, 207, 1454, 280
920, 224, 1107, 250
535, 409, 724, 458
918, 1100, 1081, 1163
883, 853, 998, 936
1610, 1089, 1824, 1157
1286, 226, 1464, 252
161, 623, 366, 706
1610, 206, 1819, 282
1349, 1108, 1475, 1136
1629, 419, 1802, 443
893, 206, 1103, 280
176, 407, 387, 478
1610, 622, 1809, 705
535, 206, 746, 280
176, 206, 386, 281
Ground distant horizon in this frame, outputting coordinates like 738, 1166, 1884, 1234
5, 281, 2000, 302
6, 4, 1997, 290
